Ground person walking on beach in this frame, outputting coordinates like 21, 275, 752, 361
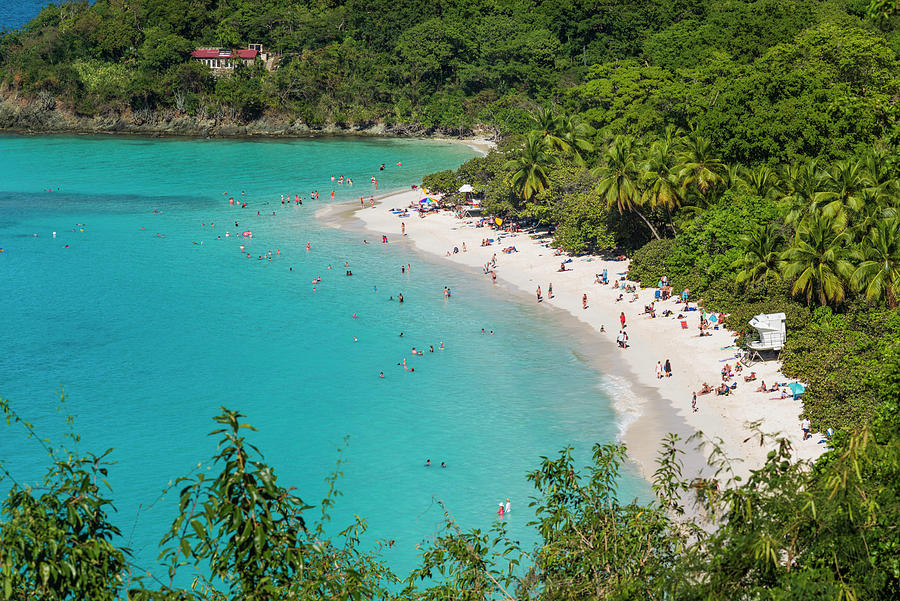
800, 417, 811, 440
620, 312, 626, 328
691, 392, 697, 412
664, 359, 672, 377
536, 286, 542, 302
401, 222, 406, 236
548, 283, 553, 298
656, 361, 663, 379
582, 293, 588, 309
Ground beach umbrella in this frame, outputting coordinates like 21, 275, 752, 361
787, 382, 806, 399
458, 184, 474, 193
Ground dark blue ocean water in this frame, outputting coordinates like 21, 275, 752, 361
0, 0, 54, 30
0, 134, 645, 583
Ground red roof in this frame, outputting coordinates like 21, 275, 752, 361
191, 48, 258, 59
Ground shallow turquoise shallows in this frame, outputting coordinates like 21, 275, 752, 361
0, 134, 647, 582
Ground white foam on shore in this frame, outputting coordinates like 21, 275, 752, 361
601, 373, 644, 441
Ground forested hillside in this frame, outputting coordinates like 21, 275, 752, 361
1, 0, 899, 147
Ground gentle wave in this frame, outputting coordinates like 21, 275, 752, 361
601, 374, 645, 441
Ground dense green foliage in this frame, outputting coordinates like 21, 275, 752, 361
2, 0, 900, 150
2, 385, 899, 599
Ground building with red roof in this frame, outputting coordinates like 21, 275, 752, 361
190, 45, 266, 71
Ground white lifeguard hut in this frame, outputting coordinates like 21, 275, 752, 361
745, 312, 786, 363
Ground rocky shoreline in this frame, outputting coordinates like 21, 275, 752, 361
0, 97, 494, 140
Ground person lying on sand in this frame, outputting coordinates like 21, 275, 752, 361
699, 382, 713, 394
743, 371, 757, 382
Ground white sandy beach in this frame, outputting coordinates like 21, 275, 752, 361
335, 187, 825, 483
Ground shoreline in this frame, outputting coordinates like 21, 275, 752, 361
0, 98, 498, 143
325, 188, 825, 484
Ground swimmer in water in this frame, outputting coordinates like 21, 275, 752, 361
425, 459, 431, 467
440, 462, 446, 468
379, 372, 384, 378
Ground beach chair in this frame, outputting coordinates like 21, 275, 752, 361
680, 320, 688, 329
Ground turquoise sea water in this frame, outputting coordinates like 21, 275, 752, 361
0, 134, 646, 582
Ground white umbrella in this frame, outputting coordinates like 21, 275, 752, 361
458, 184, 474, 193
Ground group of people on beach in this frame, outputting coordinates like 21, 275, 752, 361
656, 360, 673, 379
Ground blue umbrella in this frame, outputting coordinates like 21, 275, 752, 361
787, 382, 806, 399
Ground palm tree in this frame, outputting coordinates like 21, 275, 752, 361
641, 139, 681, 233
851, 217, 900, 308
592, 135, 660, 239
781, 213, 855, 307
778, 159, 830, 225
821, 159, 869, 227
530, 106, 568, 154
506, 131, 554, 201
733, 222, 784, 288
556, 114, 594, 166
849, 187, 892, 242
678, 134, 726, 200
862, 147, 897, 193
739, 165, 781, 200
724, 164, 744, 191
